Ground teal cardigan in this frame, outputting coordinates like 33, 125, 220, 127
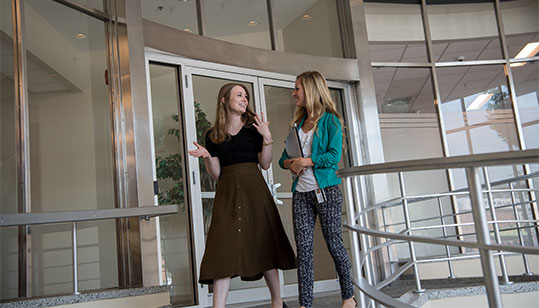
279, 112, 343, 192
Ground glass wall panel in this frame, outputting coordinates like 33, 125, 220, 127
501, 0, 538, 59
141, 0, 199, 35
23, 0, 117, 296
427, 1, 503, 62
373, 67, 454, 258
203, 0, 271, 49
512, 61, 539, 247
438, 65, 519, 156
1, 0, 18, 301
274, 0, 343, 57
363, 1, 428, 63
149, 64, 195, 306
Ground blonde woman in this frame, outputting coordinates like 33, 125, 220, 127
279, 72, 356, 308
189, 83, 295, 308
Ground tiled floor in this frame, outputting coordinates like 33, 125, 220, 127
228, 290, 344, 308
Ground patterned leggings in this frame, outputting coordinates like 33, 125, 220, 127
292, 185, 354, 308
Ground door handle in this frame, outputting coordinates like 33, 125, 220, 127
271, 183, 283, 205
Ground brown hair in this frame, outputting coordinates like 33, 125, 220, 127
208, 83, 257, 144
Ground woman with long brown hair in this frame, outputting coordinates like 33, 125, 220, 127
189, 83, 296, 308
279, 71, 355, 308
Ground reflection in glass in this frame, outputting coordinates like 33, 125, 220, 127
501, 0, 538, 59
438, 65, 519, 156
203, 0, 271, 49
0, 227, 17, 300
1, 0, 17, 216
141, 0, 199, 35
427, 2, 503, 61
149, 64, 196, 306
274, 0, 343, 57
363, 1, 427, 63
512, 62, 539, 150
24, 0, 117, 297
2, 1, 19, 301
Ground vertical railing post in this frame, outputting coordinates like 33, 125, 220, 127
437, 197, 456, 279
466, 167, 502, 308
398, 172, 424, 293
72, 221, 79, 294
509, 182, 533, 275
482, 167, 511, 285
352, 176, 376, 308
344, 177, 366, 307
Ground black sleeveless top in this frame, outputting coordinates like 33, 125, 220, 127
205, 125, 263, 167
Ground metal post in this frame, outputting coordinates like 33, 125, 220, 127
72, 222, 79, 294
352, 176, 376, 308
466, 167, 502, 308
482, 167, 511, 285
398, 172, 425, 292
509, 182, 533, 275
344, 177, 366, 307
381, 206, 393, 270
437, 197, 456, 279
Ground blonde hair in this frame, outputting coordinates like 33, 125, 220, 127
292, 71, 345, 140
208, 83, 257, 144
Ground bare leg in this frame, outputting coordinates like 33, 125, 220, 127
342, 297, 356, 308
263, 269, 284, 308
213, 277, 231, 308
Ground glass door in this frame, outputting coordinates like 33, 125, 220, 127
259, 78, 354, 297
183, 67, 277, 305
145, 52, 357, 306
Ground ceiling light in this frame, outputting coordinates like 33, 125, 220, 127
511, 42, 539, 67
248, 20, 258, 26
302, 14, 312, 20
75, 33, 86, 39
183, 28, 192, 33
467, 93, 493, 110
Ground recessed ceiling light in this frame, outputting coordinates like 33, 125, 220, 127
75, 33, 87, 39
302, 14, 312, 20
248, 20, 258, 26
511, 41, 539, 67
184, 28, 192, 33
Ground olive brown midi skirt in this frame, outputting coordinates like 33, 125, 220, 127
199, 162, 296, 284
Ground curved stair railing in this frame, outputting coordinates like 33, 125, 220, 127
337, 149, 539, 308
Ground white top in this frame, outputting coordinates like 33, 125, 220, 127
296, 128, 319, 192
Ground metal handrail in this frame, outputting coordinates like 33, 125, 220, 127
0, 205, 179, 227
338, 149, 539, 308
337, 149, 539, 177
0, 205, 179, 295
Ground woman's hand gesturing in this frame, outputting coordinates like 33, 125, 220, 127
253, 112, 272, 143
188, 141, 211, 158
